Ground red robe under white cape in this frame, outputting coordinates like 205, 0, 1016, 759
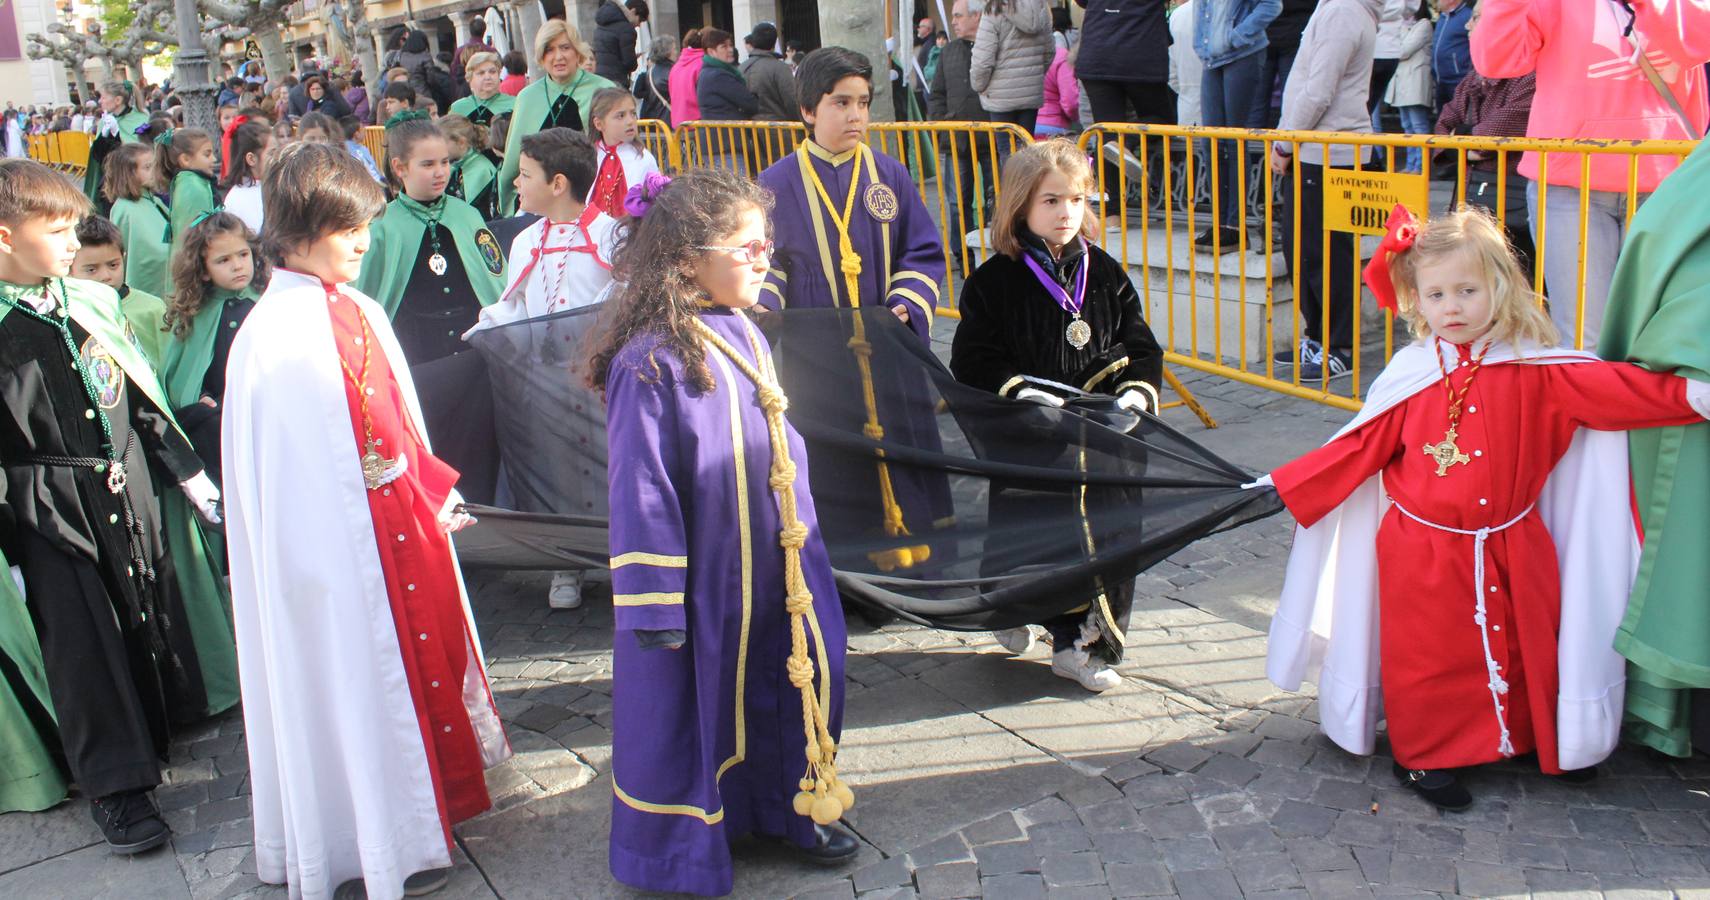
223, 269, 510, 900
1268, 339, 1707, 773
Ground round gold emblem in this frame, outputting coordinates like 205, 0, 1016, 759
863, 183, 899, 223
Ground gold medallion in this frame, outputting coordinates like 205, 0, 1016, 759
428, 252, 448, 276
359, 439, 401, 490
1422, 427, 1472, 477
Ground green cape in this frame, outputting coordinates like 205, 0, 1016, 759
82, 110, 151, 202
496, 69, 616, 215
1600, 138, 1710, 757
119, 284, 169, 367
166, 170, 222, 297
448, 91, 517, 124
0, 549, 68, 813
110, 196, 172, 300
353, 194, 506, 317
9, 279, 236, 714
160, 284, 258, 409
449, 150, 499, 220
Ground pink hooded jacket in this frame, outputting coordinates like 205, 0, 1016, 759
1036, 46, 1081, 133
668, 46, 706, 126
1471, 0, 1710, 193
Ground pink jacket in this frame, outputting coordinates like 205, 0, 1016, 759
1036, 47, 1081, 133
668, 47, 706, 126
1471, 0, 1710, 193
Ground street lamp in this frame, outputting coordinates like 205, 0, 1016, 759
172, 0, 219, 134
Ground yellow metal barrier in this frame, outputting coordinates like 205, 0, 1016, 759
26, 132, 92, 176
1077, 123, 1694, 411
636, 117, 675, 171
360, 125, 387, 167
673, 119, 807, 176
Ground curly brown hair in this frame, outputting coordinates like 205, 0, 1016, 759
165, 211, 269, 337
583, 167, 773, 396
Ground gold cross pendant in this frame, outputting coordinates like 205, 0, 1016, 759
1422, 427, 1472, 477
359, 439, 401, 490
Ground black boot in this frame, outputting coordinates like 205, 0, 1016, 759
1393, 762, 1473, 811
1192, 225, 1243, 253
90, 790, 170, 854
796, 824, 860, 865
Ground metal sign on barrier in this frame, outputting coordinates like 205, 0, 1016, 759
1323, 170, 1429, 235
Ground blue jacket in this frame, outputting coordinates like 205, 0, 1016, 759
1193, 0, 1283, 69
1431, 5, 1474, 89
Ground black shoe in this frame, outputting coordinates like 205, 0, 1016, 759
90, 790, 170, 854
1193, 225, 1243, 253
1299, 348, 1353, 381
1556, 766, 1598, 784
1393, 762, 1473, 811
796, 824, 860, 865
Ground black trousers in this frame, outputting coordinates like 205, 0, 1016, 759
1368, 58, 1399, 116
16, 528, 164, 798
943, 131, 996, 276
1284, 161, 1359, 354
1082, 79, 1177, 210
1248, 44, 1300, 129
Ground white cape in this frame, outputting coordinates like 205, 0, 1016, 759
1266, 340, 1639, 771
223, 270, 510, 900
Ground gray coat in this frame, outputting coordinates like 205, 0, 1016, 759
968, 0, 1053, 113
742, 53, 798, 121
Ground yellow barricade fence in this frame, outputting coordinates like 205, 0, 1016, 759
26, 131, 92, 176
636, 117, 674, 171
359, 125, 387, 167
1077, 123, 1694, 411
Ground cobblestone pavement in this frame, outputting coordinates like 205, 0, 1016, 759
5, 361, 1710, 900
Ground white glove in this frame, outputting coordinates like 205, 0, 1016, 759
439, 491, 477, 534
1240, 474, 1274, 491
1115, 390, 1150, 415
1688, 379, 1710, 419
180, 472, 222, 525
1015, 387, 1065, 407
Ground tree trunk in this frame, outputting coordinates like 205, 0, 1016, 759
817, 6, 893, 123
255, 29, 291, 84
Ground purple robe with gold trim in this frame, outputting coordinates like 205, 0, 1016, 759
604, 307, 847, 897
757, 142, 945, 339
757, 144, 954, 566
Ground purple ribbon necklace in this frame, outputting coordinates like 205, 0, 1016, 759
1021, 239, 1092, 349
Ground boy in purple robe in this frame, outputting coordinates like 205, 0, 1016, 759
587, 170, 859, 897
757, 47, 952, 572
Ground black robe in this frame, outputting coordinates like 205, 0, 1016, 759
949, 235, 1165, 662
1, 302, 209, 796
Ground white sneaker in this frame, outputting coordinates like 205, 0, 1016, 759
1052, 647, 1121, 692
1101, 140, 1145, 184
992, 626, 1038, 655
548, 571, 583, 610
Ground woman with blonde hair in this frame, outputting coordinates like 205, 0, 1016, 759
949, 139, 1164, 692
495, 18, 617, 215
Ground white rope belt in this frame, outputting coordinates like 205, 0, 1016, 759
1389, 491, 1535, 757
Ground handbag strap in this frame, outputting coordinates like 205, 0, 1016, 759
1634, 52, 1703, 141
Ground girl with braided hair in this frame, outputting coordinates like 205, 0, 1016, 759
586, 168, 859, 896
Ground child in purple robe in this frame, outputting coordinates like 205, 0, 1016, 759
756, 47, 954, 572
586, 169, 860, 896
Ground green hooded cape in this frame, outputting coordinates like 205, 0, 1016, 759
160, 285, 258, 409
496, 69, 616, 216
166, 169, 222, 296
448, 91, 517, 126
449, 149, 499, 222
0, 550, 68, 813
1600, 138, 1710, 757
82, 109, 150, 203
119, 284, 169, 367
110, 195, 172, 300
353, 194, 506, 317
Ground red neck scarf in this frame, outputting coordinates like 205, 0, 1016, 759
588, 142, 628, 218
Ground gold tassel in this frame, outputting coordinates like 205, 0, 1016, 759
799, 144, 930, 572
694, 314, 854, 825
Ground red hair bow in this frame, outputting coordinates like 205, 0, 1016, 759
220, 114, 250, 182
1362, 204, 1418, 313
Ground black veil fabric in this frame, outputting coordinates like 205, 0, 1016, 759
446, 305, 1282, 632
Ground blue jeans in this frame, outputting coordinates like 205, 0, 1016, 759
1526, 181, 1649, 350
1201, 52, 1264, 227
1396, 105, 1431, 173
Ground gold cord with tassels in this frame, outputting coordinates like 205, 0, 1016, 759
796, 143, 929, 572
691, 312, 855, 825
